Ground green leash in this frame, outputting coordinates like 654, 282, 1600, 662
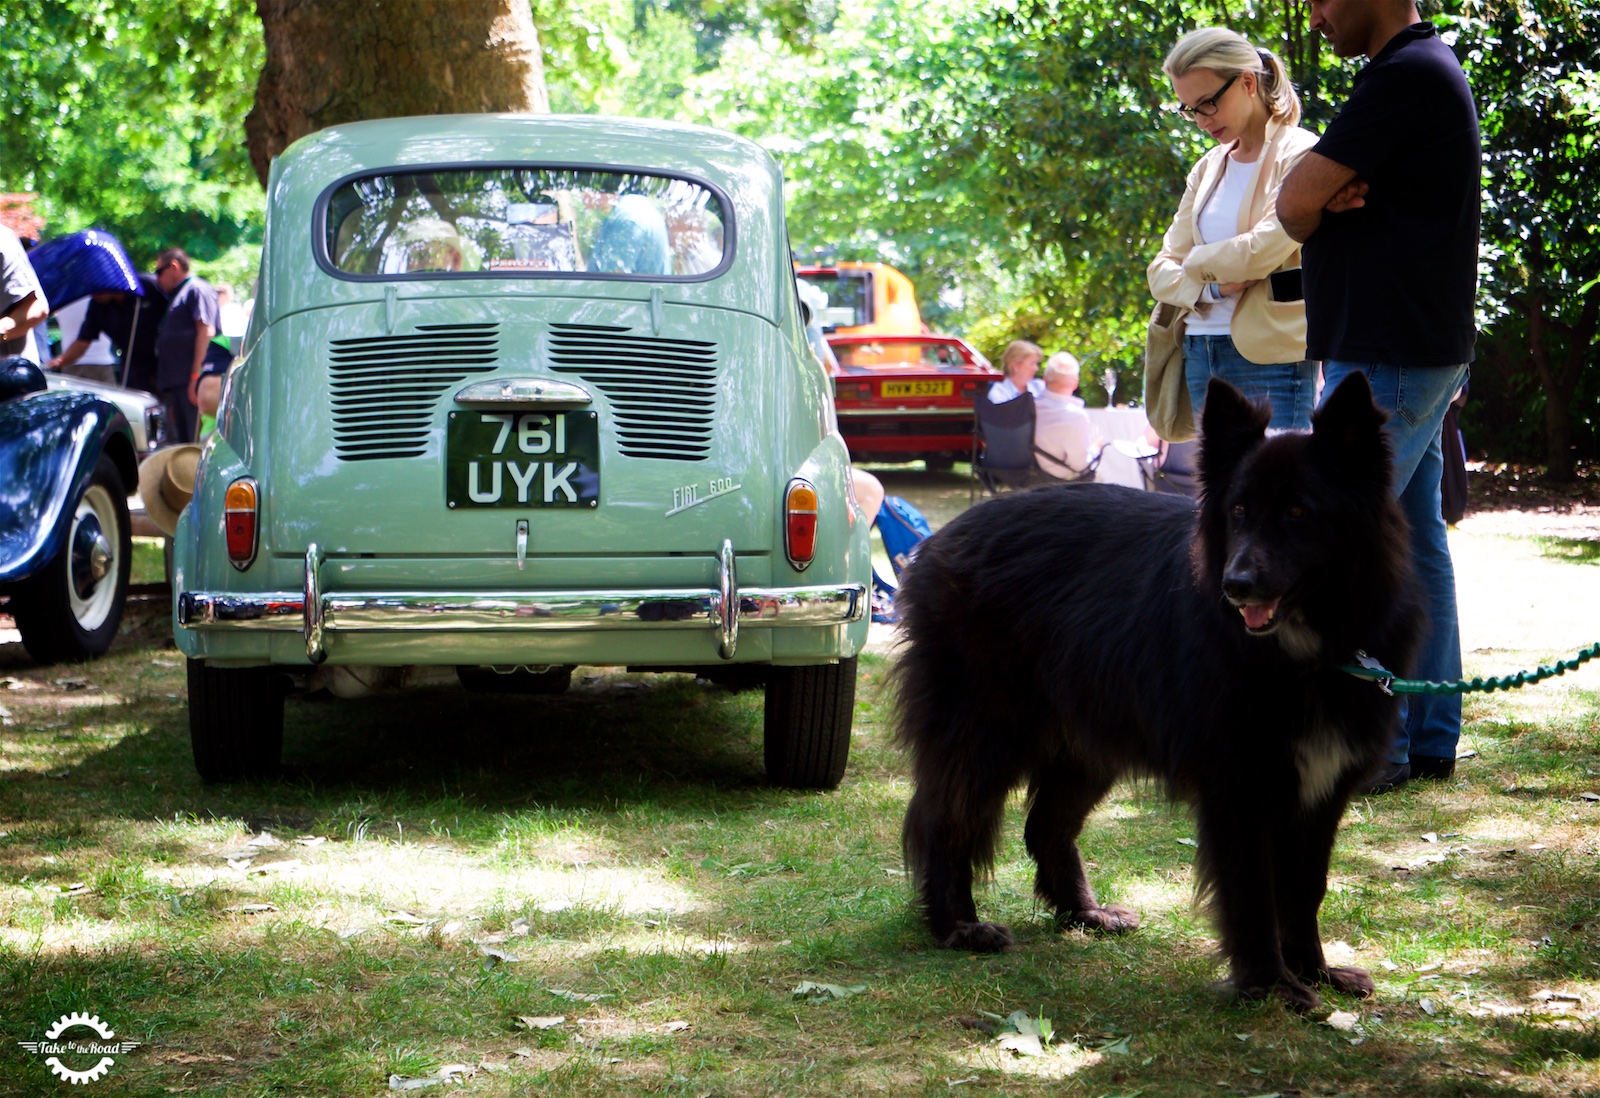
1342, 642, 1600, 696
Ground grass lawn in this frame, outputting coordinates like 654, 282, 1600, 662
1, 531, 1598, 1096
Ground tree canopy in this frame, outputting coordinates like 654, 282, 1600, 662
2, 0, 1596, 468
0, 0, 263, 276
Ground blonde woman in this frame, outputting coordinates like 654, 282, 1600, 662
988, 340, 1046, 404
1147, 28, 1318, 429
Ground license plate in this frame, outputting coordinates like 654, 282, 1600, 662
881, 379, 953, 398
446, 410, 600, 508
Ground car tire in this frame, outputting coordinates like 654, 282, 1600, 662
763, 657, 856, 790
9, 455, 132, 664
188, 659, 285, 782
924, 455, 956, 473
456, 665, 573, 694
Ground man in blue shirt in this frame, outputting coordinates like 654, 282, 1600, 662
1278, 0, 1481, 792
153, 248, 220, 443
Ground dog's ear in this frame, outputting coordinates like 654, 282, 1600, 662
1311, 372, 1394, 490
1198, 378, 1270, 492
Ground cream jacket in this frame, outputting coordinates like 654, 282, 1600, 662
1147, 117, 1319, 365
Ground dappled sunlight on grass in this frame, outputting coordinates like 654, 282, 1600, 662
946, 1038, 1106, 1081
6, 520, 1600, 1093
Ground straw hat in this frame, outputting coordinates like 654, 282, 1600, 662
138, 444, 202, 537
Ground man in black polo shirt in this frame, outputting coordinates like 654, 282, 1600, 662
1278, 0, 1480, 792
48, 272, 167, 391
153, 248, 220, 443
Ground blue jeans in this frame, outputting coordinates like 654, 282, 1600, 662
1320, 360, 1470, 765
1185, 334, 1316, 431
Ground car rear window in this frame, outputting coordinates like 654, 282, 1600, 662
831, 341, 971, 368
323, 168, 728, 279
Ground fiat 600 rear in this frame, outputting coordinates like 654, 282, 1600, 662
173, 115, 870, 788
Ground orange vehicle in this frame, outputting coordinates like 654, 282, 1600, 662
795, 262, 926, 336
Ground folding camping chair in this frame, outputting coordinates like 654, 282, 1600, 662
970, 387, 1040, 499
1136, 438, 1201, 497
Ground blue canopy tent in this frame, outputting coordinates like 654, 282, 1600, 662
26, 231, 146, 386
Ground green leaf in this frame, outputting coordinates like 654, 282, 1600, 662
793, 980, 868, 1000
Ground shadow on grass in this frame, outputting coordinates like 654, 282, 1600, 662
6, 627, 1600, 1095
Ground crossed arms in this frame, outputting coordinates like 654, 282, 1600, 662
1277, 152, 1368, 243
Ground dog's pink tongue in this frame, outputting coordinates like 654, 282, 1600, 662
1241, 600, 1279, 630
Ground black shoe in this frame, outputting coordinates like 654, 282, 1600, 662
1410, 755, 1457, 780
1359, 760, 1411, 794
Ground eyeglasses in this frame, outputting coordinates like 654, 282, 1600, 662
1173, 73, 1240, 118
156, 263, 177, 277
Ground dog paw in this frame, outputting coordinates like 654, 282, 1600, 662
1234, 977, 1321, 1014
1320, 965, 1375, 998
942, 921, 1013, 952
1274, 979, 1322, 1013
1064, 904, 1141, 934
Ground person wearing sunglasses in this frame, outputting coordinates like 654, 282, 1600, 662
1147, 28, 1320, 431
153, 248, 221, 443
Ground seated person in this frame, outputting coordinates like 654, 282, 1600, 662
987, 340, 1046, 403
193, 339, 235, 440
1033, 352, 1102, 479
850, 466, 884, 527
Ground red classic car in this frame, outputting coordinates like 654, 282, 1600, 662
827, 334, 998, 469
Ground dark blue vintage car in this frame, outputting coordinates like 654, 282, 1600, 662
1, 231, 146, 662
0, 357, 138, 661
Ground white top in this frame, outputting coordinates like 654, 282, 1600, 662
988, 376, 1046, 404
56, 297, 119, 365
1187, 155, 1259, 337
1, 226, 45, 364
219, 298, 250, 340
1034, 392, 1096, 478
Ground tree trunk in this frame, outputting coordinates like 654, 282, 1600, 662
1522, 235, 1579, 483
1527, 302, 1575, 482
245, 0, 549, 185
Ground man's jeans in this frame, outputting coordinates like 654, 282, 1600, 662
1320, 360, 1470, 765
1186, 333, 1317, 431
160, 386, 198, 445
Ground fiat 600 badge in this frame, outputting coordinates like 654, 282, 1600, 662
173, 115, 870, 788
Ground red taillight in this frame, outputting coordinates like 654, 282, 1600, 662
835, 381, 872, 400
224, 477, 258, 570
785, 479, 819, 571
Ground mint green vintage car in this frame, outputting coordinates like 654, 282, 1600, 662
173, 115, 870, 788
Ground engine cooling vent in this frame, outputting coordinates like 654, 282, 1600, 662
547, 323, 718, 461
328, 324, 498, 460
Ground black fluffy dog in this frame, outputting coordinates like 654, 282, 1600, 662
894, 374, 1420, 1011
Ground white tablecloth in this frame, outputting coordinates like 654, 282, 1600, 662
1088, 407, 1152, 489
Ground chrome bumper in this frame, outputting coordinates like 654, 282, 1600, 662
178, 540, 865, 664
